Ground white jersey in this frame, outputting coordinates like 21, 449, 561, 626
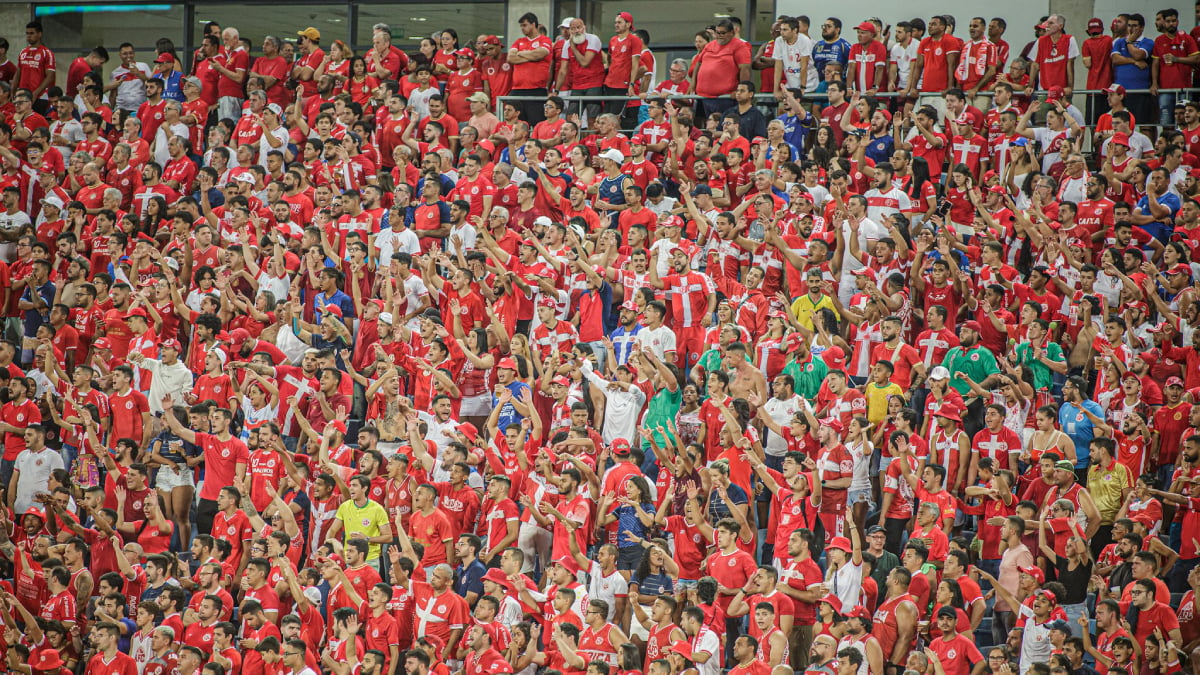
890, 41, 919, 90
773, 34, 819, 92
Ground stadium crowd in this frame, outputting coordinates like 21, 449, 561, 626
0, 7, 1199, 675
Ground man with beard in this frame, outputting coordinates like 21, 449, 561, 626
280, 169, 314, 226
939, 320, 1000, 438
648, 246, 716, 371
806, 634, 841, 675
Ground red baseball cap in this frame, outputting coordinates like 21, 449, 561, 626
1087, 18, 1104, 34
1019, 565, 1045, 584
497, 357, 518, 371
820, 417, 846, 435
854, 21, 877, 34
322, 304, 343, 318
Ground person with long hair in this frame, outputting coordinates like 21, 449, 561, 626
808, 125, 839, 171
432, 29, 459, 85
341, 55, 378, 108
600, 474, 658, 577
313, 40, 351, 84
927, 578, 971, 640
815, 594, 848, 640
1039, 508, 1094, 631
845, 415, 874, 537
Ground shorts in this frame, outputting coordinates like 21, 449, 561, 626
459, 393, 492, 417
848, 488, 874, 511
617, 545, 644, 571
629, 606, 653, 640
156, 466, 195, 491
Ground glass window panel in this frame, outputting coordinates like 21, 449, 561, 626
37, 4, 185, 51
355, 3, 507, 53
190, 3, 349, 54
577, 0, 751, 47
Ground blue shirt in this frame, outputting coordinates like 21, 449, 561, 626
614, 502, 655, 547
813, 39, 852, 81
1059, 399, 1105, 468
632, 571, 675, 598
776, 111, 815, 153
1112, 37, 1154, 89
313, 289, 355, 323
20, 281, 55, 337
494, 381, 531, 430
1135, 191, 1181, 243
865, 133, 895, 166
159, 70, 184, 102
454, 559, 488, 598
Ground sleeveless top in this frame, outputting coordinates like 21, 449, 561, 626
580, 624, 619, 665
757, 625, 791, 664
838, 633, 875, 675
872, 592, 916, 659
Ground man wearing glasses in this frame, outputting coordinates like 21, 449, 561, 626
8, 90, 47, 156
692, 19, 752, 119
281, 638, 320, 675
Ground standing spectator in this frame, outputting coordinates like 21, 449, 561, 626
66, 46, 108, 98
1081, 18, 1114, 124
1111, 14, 1153, 127
1028, 15, 1078, 96
813, 18, 851, 87
294, 27, 325, 99
507, 13, 553, 126
691, 19, 751, 118
106, 43, 151, 121
251, 36, 290, 109
1152, 9, 1199, 126
18, 21, 55, 111
846, 21, 887, 96
956, 17, 999, 111
554, 19, 604, 123
603, 12, 645, 120
212, 27, 248, 122
909, 15, 962, 120
772, 16, 817, 97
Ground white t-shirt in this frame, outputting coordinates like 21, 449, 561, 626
763, 395, 803, 456
890, 40, 919, 90
587, 560, 629, 621
828, 560, 864, 613
375, 226, 421, 264
13, 447, 65, 513
838, 217, 888, 273
636, 324, 677, 362
691, 627, 722, 675
257, 271, 290, 304
448, 222, 477, 251
773, 34, 819, 92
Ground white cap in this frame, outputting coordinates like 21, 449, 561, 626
929, 366, 951, 380
40, 195, 64, 210
379, 312, 394, 325
533, 216, 553, 227
266, 103, 283, 116
599, 148, 625, 164
559, 17, 575, 29
302, 586, 323, 606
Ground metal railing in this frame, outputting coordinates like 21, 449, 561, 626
495, 87, 1188, 141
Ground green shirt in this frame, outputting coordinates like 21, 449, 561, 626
1014, 340, 1065, 391
644, 385, 683, 447
941, 345, 1000, 396
783, 354, 828, 400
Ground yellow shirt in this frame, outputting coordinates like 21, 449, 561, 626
790, 293, 839, 331
333, 498, 390, 560
865, 381, 904, 425
1087, 460, 1133, 525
